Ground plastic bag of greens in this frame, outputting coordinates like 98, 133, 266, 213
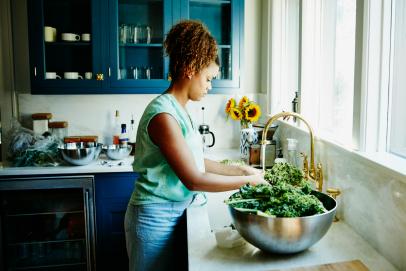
7, 119, 61, 167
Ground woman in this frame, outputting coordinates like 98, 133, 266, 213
124, 20, 266, 271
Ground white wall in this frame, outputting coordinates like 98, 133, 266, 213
18, 93, 266, 148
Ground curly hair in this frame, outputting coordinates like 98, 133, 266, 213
164, 20, 218, 81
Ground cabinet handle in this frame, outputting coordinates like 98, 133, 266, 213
108, 67, 111, 77
96, 73, 104, 81
34, 67, 37, 77
84, 190, 92, 271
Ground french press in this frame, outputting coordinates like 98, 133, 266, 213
198, 107, 215, 151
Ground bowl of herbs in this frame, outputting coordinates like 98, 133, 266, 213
225, 163, 337, 254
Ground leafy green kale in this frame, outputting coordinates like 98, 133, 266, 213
226, 163, 325, 217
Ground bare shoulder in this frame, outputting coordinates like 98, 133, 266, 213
148, 113, 183, 146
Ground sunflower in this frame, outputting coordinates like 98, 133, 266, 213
229, 108, 243, 121
244, 103, 261, 122
238, 96, 249, 109
225, 98, 236, 114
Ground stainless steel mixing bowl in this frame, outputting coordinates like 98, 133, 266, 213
228, 191, 336, 254
59, 143, 102, 166
103, 144, 132, 160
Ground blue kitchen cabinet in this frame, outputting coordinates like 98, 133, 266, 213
28, 0, 105, 94
94, 172, 138, 271
27, 0, 243, 94
179, 0, 244, 92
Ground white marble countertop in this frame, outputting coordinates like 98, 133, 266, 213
186, 203, 398, 271
0, 155, 134, 176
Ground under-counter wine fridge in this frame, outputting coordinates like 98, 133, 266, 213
0, 176, 96, 271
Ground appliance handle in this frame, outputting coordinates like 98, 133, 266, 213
84, 190, 91, 271
208, 131, 215, 147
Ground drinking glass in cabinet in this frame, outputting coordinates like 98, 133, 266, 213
119, 24, 128, 44
141, 25, 151, 44
126, 25, 134, 43
133, 25, 140, 43
119, 68, 127, 79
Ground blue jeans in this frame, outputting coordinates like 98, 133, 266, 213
124, 199, 192, 271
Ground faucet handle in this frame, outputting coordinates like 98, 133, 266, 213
300, 152, 309, 178
316, 163, 323, 192
326, 187, 341, 222
326, 187, 341, 198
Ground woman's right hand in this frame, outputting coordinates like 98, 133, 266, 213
248, 172, 268, 186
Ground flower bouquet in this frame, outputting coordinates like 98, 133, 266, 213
225, 96, 262, 159
225, 96, 261, 128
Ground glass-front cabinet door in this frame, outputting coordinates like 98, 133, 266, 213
0, 177, 95, 271
182, 0, 242, 91
28, 0, 103, 94
108, 0, 172, 92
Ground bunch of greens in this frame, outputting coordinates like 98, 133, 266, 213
6, 118, 62, 167
226, 163, 326, 217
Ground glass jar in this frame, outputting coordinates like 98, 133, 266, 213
48, 121, 68, 142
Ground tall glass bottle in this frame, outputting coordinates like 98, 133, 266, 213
113, 110, 121, 145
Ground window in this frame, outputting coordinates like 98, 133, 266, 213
300, 0, 356, 146
267, 0, 357, 147
267, 0, 406, 162
388, 0, 406, 158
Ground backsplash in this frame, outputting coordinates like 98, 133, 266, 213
277, 121, 406, 271
17, 93, 267, 149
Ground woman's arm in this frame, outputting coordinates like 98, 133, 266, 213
148, 113, 266, 192
204, 159, 262, 176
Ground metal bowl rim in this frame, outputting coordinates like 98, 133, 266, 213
102, 144, 132, 150
58, 143, 103, 150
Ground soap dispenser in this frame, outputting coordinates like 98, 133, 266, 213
287, 138, 299, 167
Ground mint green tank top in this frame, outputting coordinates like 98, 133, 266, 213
129, 93, 205, 205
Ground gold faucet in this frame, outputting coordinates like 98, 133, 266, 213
260, 111, 324, 192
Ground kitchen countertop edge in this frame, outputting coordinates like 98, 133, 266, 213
0, 156, 134, 176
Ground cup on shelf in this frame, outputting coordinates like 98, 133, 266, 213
45, 72, 61, 79
44, 26, 57, 42
64, 72, 83, 79
85, 72, 93, 80
81, 33, 91, 42
61, 33, 80, 42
